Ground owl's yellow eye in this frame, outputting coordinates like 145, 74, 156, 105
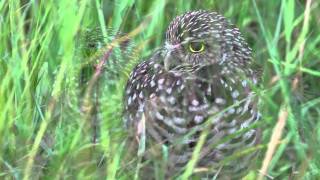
188, 42, 205, 53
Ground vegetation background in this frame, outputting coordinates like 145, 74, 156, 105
0, 0, 319, 179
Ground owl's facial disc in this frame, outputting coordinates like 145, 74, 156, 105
164, 10, 252, 72
163, 37, 216, 72
163, 38, 210, 72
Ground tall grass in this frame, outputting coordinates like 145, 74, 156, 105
0, 0, 319, 179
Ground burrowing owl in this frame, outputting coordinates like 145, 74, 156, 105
123, 10, 260, 179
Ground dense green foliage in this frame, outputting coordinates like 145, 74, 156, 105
0, 0, 319, 179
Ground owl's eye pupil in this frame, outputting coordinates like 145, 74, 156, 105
188, 42, 205, 53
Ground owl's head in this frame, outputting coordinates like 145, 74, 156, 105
164, 10, 252, 73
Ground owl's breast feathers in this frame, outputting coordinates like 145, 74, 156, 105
123, 48, 260, 177
125, 51, 258, 133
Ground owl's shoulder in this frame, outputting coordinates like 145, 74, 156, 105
129, 49, 164, 76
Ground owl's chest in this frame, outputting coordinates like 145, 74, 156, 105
124, 59, 253, 128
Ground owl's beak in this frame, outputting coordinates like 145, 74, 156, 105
164, 43, 180, 71
164, 51, 172, 71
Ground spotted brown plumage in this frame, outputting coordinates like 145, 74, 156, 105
123, 10, 260, 179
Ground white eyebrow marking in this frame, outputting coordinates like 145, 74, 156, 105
165, 42, 181, 50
